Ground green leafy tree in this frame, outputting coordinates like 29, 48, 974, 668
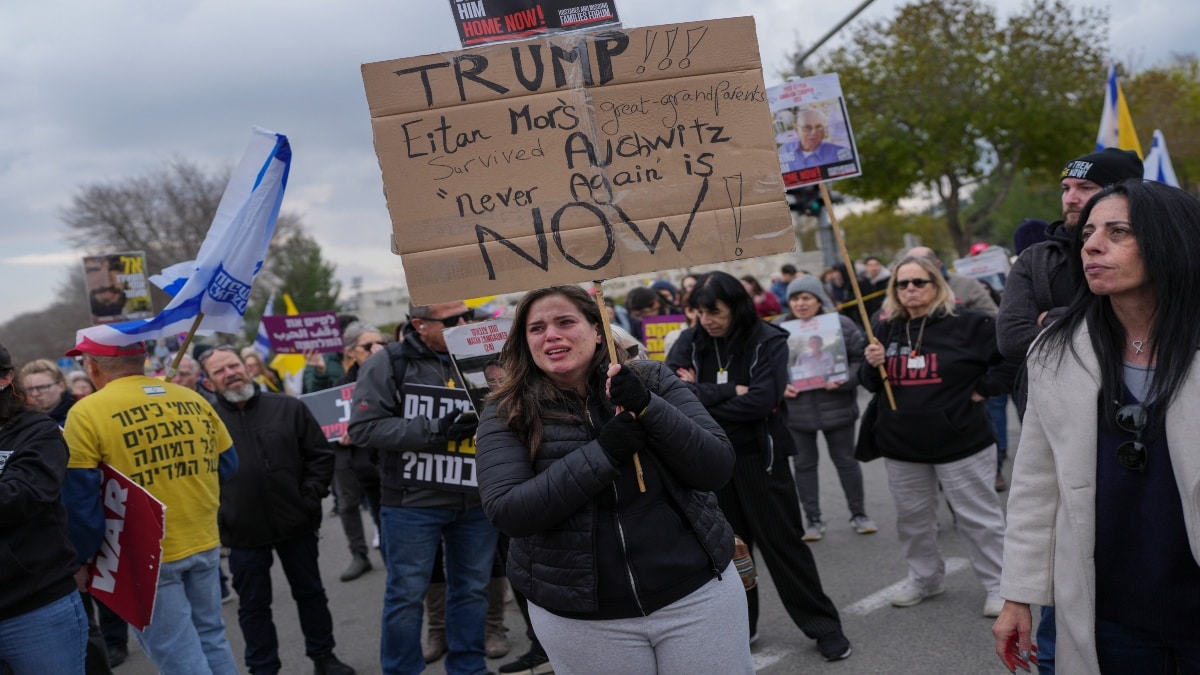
840, 207, 952, 262
809, 0, 1106, 256
1125, 55, 1200, 193
241, 232, 342, 341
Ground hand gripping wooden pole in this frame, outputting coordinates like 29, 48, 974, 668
818, 184, 896, 410
592, 280, 647, 492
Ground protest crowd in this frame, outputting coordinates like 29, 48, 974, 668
3, 129, 1200, 675
4, 0, 1200, 668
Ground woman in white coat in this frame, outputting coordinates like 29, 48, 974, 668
993, 179, 1200, 673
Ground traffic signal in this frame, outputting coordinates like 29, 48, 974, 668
787, 186, 823, 216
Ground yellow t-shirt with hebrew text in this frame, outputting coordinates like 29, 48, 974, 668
65, 375, 233, 563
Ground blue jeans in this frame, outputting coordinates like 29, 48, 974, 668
228, 531, 335, 674
379, 505, 498, 675
0, 590, 87, 673
133, 546, 238, 675
987, 395, 1009, 467
1095, 618, 1200, 674
1036, 605, 1055, 675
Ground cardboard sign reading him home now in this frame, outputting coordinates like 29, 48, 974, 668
362, 16, 793, 304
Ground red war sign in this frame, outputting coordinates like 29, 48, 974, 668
88, 463, 166, 631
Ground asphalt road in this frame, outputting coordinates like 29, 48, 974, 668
116, 395, 1029, 674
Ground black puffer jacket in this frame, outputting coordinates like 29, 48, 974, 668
773, 313, 866, 432
214, 390, 335, 548
476, 360, 734, 618
0, 411, 79, 621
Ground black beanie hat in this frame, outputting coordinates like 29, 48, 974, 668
1060, 148, 1143, 187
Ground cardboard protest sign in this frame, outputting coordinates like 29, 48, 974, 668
89, 463, 166, 631
780, 314, 850, 391
260, 311, 343, 354
448, 0, 621, 47
82, 251, 154, 326
768, 74, 861, 189
299, 383, 357, 441
639, 314, 687, 361
362, 16, 793, 304
444, 319, 513, 413
395, 384, 479, 492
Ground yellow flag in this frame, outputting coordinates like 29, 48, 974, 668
269, 293, 308, 378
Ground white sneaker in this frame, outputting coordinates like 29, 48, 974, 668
803, 520, 827, 542
983, 594, 1005, 617
850, 515, 878, 534
890, 580, 945, 607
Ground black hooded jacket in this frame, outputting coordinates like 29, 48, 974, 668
0, 411, 79, 621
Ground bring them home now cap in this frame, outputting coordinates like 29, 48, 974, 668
66, 335, 147, 358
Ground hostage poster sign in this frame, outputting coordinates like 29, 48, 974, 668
448, 0, 621, 47
392, 384, 479, 493
82, 251, 154, 326
768, 74, 861, 188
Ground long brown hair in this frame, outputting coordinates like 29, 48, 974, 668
491, 285, 626, 459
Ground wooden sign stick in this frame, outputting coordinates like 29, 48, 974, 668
592, 280, 647, 492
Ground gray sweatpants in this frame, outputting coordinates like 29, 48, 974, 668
528, 563, 753, 675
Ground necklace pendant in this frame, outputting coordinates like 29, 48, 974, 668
1131, 340, 1145, 355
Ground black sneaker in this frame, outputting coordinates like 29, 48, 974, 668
817, 630, 852, 662
497, 649, 553, 674
312, 653, 355, 675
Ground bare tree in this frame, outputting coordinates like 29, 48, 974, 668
1, 158, 316, 361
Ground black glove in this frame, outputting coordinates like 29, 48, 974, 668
608, 365, 650, 414
597, 410, 646, 465
438, 410, 478, 442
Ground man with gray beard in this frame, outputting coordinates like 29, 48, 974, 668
199, 346, 352, 675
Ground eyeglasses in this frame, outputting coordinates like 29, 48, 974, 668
1114, 403, 1147, 472
895, 278, 933, 290
799, 125, 826, 133
357, 341, 386, 352
420, 311, 472, 327
27, 382, 61, 395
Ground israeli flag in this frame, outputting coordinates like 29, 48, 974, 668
76, 128, 291, 346
1143, 129, 1180, 188
1095, 64, 1143, 157
254, 292, 276, 362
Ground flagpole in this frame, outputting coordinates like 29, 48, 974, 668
818, 184, 896, 410
592, 280, 646, 492
165, 312, 205, 380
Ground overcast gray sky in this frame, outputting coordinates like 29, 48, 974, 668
1, 0, 1191, 319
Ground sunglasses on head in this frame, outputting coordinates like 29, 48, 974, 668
357, 341, 386, 351
196, 344, 239, 368
895, 278, 933, 290
1114, 403, 1147, 472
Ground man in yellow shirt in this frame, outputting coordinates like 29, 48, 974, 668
63, 336, 239, 675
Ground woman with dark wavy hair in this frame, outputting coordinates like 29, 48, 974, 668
0, 343, 89, 673
994, 180, 1200, 673
667, 271, 851, 661
475, 285, 751, 674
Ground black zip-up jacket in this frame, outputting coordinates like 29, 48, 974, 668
666, 320, 797, 463
859, 310, 1014, 464
996, 220, 1075, 362
213, 390, 334, 548
476, 361, 734, 618
0, 411, 79, 621
349, 331, 480, 509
